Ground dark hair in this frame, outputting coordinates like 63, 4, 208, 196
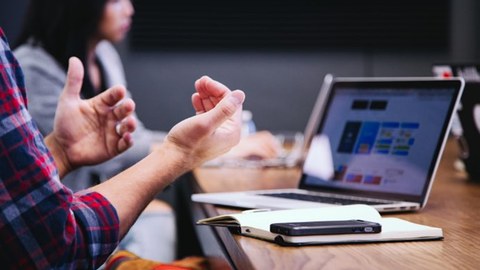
15, 0, 108, 98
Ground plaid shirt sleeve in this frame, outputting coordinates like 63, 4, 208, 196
0, 29, 119, 269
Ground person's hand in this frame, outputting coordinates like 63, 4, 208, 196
224, 130, 282, 159
163, 76, 245, 168
45, 57, 137, 177
89, 76, 243, 236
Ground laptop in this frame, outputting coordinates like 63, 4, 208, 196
192, 77, 464, 213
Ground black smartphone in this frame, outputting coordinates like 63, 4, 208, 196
270, 219, 382, 236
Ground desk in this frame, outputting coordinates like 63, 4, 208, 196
191, 139, 480, 269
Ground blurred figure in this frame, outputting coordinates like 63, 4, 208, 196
14, 0, 281, 189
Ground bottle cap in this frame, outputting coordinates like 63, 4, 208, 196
242, 110, 253, 122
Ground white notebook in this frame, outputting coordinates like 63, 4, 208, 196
196, 205, 443, 246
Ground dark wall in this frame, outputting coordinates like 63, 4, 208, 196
118, 0, 479, 132
119, 47, 447, 132
2, 0, 480, 132
0, 0, 28, 42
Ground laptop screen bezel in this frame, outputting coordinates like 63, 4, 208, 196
298, 77, 464, 205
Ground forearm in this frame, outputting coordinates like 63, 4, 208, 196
1, 123, 119, 269
89, 142, 191, 238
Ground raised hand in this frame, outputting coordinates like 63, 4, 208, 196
164, 76, 245, 167
45, 57, 137, 177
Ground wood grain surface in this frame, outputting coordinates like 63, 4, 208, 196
193, 139, 480, 270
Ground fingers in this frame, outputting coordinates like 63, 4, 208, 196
201, 90, 245, 130
251, 132, 283, 158
195, 76, 230, 98
254, 142, 281, 158
93, 85, 135, 123
87, 84, 136, 154
97, 85, 128, 107
116, 116, 137, 136
115, 116, 136, 153
112, 100, 136, 153
63, 57, 84, 98
117, 131, 134, 153
194, 76, 230, 112
192, 93, 204, 114
112, 97, 135, 121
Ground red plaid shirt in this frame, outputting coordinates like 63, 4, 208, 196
0, 28, 119, 269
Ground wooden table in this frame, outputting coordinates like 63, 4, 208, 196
191, 139, 480, 270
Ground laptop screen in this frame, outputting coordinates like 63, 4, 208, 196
300, 78, 463, 203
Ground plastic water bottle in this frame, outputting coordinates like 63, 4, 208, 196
242, 110, 256, 137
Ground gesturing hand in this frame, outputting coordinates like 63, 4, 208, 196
46, 57, 137, 177
164, 76, 245, 168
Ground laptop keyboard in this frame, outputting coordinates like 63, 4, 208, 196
260, 192, 389, 205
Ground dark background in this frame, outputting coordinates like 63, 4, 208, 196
2, 0, 480, 133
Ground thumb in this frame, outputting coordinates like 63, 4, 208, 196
203, 90, 245, 129
63, 57, 84, 98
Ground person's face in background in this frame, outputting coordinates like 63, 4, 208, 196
98, 0, 134, 43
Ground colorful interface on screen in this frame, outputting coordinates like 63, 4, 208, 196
303, 86, 455, 196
